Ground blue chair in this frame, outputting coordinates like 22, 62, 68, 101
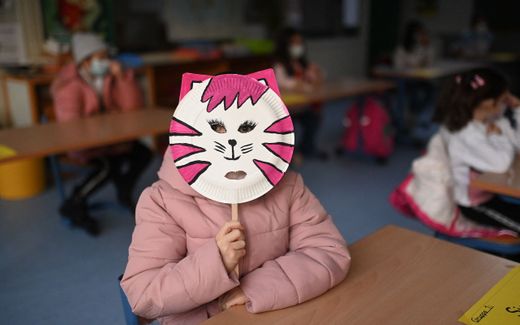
118, 275, 153, 325
434, 232, 520, 260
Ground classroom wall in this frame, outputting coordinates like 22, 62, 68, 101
399, 0, 473, 35
161, 0, 372, 78
161, 0, 251, 41
397, 0, 473, 58
302, 0, 371, 78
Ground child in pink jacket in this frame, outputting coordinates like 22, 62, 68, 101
121, 145, 351, 324
51, 33, 151, 235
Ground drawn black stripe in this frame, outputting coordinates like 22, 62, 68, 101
257, 78, 268, 86
263, 116, 294, 134
214, 141, 226, 150
177, 160, 212, 185
253, 159, 282, 186
190, 80, 202, 89
262, 142, 294, 163
170, 117, 202, 136
170, 143, 206, 162
249, 87, 269, 106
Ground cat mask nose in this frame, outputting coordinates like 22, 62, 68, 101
228, 139, 237, 146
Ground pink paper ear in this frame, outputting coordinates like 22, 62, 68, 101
179, 73, 212, 101
248, 69, 281, 96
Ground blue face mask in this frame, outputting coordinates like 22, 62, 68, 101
90, 58, 110, 77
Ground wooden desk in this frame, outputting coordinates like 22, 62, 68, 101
0, 108, 172, 163
372, 60, 480, 136
204, 225, 517, 325
282, 78, 395, 111
471, 158, 520, 199
0, 78, 394, 164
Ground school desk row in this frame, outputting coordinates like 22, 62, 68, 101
0, 78, 393, 163
1, 77, 520, 199
3, 57, 477, 129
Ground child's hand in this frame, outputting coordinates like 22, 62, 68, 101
109, 61, 123, 77
218, 286, 249, 311
506, 93, 520, 108
215, 221, 246, 274
487, 122, 502, 135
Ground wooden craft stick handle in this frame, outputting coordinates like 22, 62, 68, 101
231, 203, 239, 276
231, 203, 238, 221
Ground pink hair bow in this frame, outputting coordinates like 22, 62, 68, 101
470, 74, 485, 89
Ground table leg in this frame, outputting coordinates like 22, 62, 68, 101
40, 115, 66, 202
394, 78, 407, 138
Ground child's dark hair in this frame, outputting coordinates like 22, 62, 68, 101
433, 68, 508, 132
402, 20, 424, 52
275, 27, 308, 76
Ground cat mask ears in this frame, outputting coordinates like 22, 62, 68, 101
178, 68, 281, 101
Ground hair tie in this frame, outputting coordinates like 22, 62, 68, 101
474, 74, 485, 86
469, 74, 485, 90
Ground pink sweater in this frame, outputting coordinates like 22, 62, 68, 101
50, 63, 144, 162
121, 150, 351, 324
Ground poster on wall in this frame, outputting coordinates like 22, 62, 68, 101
40, 0, 114, 45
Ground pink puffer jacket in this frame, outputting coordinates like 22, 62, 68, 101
121, 150, 351, 324
50, 63, 144, 162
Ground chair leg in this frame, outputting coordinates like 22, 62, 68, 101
49, 155, 65, 202
118, 275, 141, 325
118, 275, 154, 325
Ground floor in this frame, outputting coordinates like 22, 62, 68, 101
0, 100, 431, 324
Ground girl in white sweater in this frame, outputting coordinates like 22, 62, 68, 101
434, 68, 520, 232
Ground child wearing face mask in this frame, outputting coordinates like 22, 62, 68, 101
433, 68, 520, 232
457, 14, 493, 59
50, 33, 152, 235
394, 20, 434, 69
273, 28, 326, 160
273, 28, 322, 90
393, 20, 436, 142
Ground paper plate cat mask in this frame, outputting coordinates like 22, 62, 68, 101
169, 69, 294, 204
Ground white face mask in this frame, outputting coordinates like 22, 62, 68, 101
90, 58, 110, 77
289, 45, 304, 59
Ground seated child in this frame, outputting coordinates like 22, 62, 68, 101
433, 68, 520, 233
51, 32, 152, 235
273, 28, 326, 160
121, 71, 351, 324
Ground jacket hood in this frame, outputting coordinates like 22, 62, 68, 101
157, 149, 205, 199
